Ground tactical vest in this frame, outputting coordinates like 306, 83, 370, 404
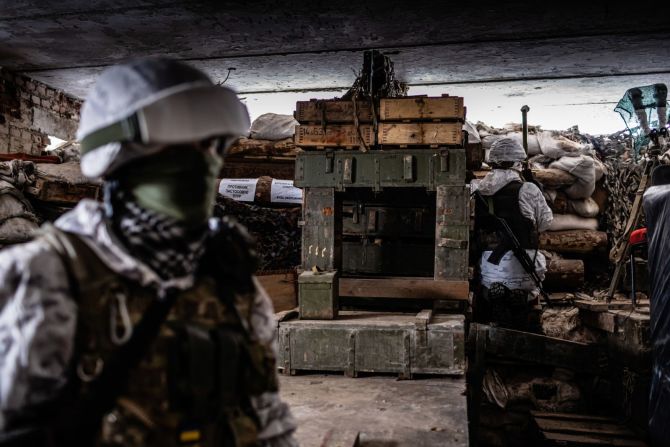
477, 181, 539, 251
41, 226, 276, 447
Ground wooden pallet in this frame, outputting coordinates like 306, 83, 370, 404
378, 122, 463, 146
338, 277, 469, 301
295, 100, 374, 123
379, 96, 465, 122
295, 124, 374, 148
531, 412, 647, 446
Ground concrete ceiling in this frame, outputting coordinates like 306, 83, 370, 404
1, 1, 670, 132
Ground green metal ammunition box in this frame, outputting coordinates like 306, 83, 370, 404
294, 148, 466, 191
298, 270, 339, 320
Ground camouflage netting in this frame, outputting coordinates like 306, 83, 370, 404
602, 157, 644, 250
213, 195, 301, 271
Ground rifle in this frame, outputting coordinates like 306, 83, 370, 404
474, 191, 550, 306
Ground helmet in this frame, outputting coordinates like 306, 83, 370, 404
488, 137, 526, 164
77, 58, 250, 178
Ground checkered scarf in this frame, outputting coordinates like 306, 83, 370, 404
110, 189, 208, 280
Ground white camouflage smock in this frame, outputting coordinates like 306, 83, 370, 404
0, 200, 297, 445
472, 168, 554, 292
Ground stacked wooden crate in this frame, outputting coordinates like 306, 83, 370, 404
294, 95, 466, 149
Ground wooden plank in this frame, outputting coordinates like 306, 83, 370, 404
535, 417, 635, 437
542, 431, 647, 446
574, 300, 609, 312
339, 277, 469, 301
295, 124, 374, 148
547, 293, 576, 304
479, 324, 601, 374
379, 96, 465, 122
580, 309, 618, 333
295, 100, 373, 123
575, 300, 633, 312
378, 122, 463, 146
530, 412, 616, 423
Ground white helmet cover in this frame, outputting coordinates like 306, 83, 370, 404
488, 137, 527, 164
78, 58, 250, 178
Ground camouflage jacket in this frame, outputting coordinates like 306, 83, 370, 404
0, 200, 297, 446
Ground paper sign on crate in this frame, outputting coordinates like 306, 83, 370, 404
271, 179, 303, 204
218, 178, 258, 202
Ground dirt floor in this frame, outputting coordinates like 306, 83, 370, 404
279, 374, 469, 446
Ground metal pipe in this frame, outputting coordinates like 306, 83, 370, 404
521, 105, 530, 154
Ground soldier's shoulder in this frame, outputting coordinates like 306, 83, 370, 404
0, 234, 67, 276
520, 181, 543, 195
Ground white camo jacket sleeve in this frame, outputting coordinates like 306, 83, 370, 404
248, 277, 298, 447
518, 182, 554, 232
0, 239, 77, 429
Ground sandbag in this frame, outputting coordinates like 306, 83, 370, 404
569, 197, 600, 218
0, 180, 40, 245
249, 113, 299, 140
549, 155, 596, 199
548, 214, 599, 231
537, 131, 585, 159
0, 160, 36, 189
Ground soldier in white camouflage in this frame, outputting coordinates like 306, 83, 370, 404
473, 137, 553, 330
0, 58, 297, 446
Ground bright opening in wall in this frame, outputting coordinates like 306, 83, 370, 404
45, 135, 66, 151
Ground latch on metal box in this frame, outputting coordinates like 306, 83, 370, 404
403, 155, 414, 181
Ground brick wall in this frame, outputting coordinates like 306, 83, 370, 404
0, 68, 82, 155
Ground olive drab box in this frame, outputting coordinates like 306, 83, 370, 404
278, 313, 466, 378
298, 270, 339, 320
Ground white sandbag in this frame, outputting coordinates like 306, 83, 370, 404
482, 132, 541, 156
0, 180, 39, 245
549, 155, 596, 199
569, 197, 600, 218
463, 121, 481, 143
548, 214, 599, 231
249, 113, 299, 140
537, 131, 585, 159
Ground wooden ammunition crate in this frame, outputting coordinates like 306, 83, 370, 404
380, 96, 465, 122
295, 100, 374, 123
295, 124, 374, 148
278, 311, 466, 377
378, 122, 463, 146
